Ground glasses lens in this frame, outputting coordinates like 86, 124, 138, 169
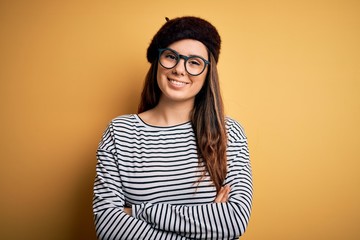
185, 57, 206, 76
158, 48, 208, 76
159, 49, 178, 69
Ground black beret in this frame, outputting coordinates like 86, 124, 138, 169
147, 16, 221, 63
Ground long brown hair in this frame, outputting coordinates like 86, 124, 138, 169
138, 53, 227, 193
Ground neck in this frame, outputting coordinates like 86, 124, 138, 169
141, 97, 194, 127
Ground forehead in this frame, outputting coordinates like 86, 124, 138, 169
167, 39, 208, 59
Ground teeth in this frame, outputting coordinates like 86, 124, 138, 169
169, 79, 187, 86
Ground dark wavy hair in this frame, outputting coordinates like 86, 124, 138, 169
137, 52, 227, 193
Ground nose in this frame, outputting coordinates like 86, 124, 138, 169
172, 58, 186, 76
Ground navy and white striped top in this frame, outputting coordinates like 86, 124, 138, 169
93, 114, 252, 240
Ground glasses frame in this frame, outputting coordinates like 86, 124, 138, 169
158, 48, 210, 76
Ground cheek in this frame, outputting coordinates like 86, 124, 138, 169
156, 66, 171, 93
157, 65, 170, 81
195, 72, 207, 87
194, 72, 208, 94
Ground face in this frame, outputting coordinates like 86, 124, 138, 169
156, 39, 209, 105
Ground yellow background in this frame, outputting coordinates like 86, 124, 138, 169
1, 0, 359, 239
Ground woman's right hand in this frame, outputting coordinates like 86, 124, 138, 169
214, 185, 230, 203
123, 207, 132, 215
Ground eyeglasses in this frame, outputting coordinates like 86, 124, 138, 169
158, 48, 210, 76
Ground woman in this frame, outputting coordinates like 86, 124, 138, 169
93, 16, 253, 240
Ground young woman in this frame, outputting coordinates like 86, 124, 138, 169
93, 16, 253, 240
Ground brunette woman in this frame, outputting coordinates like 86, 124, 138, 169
93, 16, 253, 240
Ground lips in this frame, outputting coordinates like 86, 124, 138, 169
168, 78, 189, 87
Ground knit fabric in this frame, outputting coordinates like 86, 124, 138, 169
93, 114, 253, 240
147, 16, 221, 63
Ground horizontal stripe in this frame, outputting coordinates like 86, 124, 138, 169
93, 114, 252, 240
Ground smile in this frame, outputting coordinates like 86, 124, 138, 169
168, 78, 189, 87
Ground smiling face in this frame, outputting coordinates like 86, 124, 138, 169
156, 39, 209, 106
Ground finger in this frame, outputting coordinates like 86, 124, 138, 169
123, 207, 132, 215
215, 186, 231, 203
214, 187, 226, 203
218, 185, 230, 202
214, 188, 224, 203
220, 185, 231, 202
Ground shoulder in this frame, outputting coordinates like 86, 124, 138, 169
111, 114, 137, 125
105, 114, 141, 133
225, 116, 247, 142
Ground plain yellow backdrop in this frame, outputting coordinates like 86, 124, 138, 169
0, 0, 359, 239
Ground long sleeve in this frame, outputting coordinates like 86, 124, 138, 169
131, 137, 253, 240
93, 115, 253, 240
93, 124, 188, 240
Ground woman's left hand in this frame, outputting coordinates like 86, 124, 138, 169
214, 185, 230, 203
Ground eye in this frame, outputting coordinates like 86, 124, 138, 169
164, 51, 178, 61
188, 58, 202, 66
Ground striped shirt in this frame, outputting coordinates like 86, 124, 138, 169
93, 114, 253, 240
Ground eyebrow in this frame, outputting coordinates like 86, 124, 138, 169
169, 48, 208, 60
